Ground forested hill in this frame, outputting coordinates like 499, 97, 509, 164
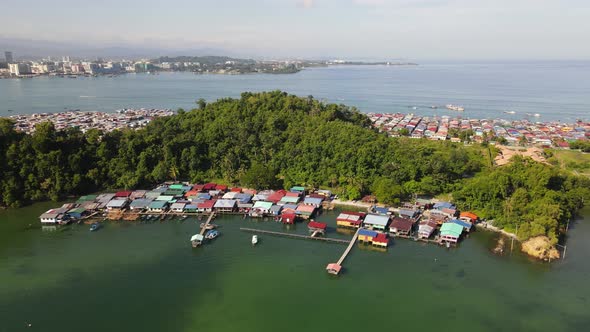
0, 91, 481, 207
0, 91, 588, 243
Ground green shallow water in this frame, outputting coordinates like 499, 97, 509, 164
1, 202, 589, 332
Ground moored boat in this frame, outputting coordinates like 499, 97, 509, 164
205, 230, 219, 240
252, 235, 258, 245
90, 223, 102, 232
446, 104, 465, 112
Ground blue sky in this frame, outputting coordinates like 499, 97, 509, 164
2, 0, 589, 60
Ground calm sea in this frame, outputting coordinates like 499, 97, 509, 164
0, 203, 589, 332
1, 61, 589, 122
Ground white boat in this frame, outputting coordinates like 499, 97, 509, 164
251, 235, 258, 245
504, 110, 516, 114
445, 104, 465, 112
533, 113, 541, 117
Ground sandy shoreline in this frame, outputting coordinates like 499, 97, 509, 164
330, 199, 373, 210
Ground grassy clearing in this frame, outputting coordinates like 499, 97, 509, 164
548, 149, 590, 177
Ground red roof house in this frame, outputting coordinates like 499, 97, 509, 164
215, 184, 228, 191
372, 233, 388, 247
203, 183, 217, 191
197, 199, 217, 210
308, 221, 327, 230
281, 213, 297, 224
114, 191, 132, 198
267, 191, 286, 203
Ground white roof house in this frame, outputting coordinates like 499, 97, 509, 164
222, 192, 239, 200
170, 202, 186, 211
363, 214, 390, 230
214, 199, 236, 210
106, 199, 128, 209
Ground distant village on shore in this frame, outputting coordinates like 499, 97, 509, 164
5, 108, 589, 150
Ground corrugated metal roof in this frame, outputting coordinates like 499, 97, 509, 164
304, 197, 323, 205
214, 199, 236, 208
440, 222, 463, 237
149, 201, 167, 209
364, 214, 390, 227
170, 203, 186, 209
107, 199, 127, 207
253, 201, 273, 210
359, 229, 378, 237
280, 196, 300, 204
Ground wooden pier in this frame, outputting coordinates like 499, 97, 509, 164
200, 213, 216, 235
239, 228, 349, 244
326, 228, 360, 275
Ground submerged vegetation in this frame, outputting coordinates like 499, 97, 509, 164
0, 91, 588, 243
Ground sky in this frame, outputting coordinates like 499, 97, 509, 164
1, 0, 589, 60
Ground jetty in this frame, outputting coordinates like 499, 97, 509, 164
326, 228, 360, 275
239, 228, 349, 244
200, 213, 216, 235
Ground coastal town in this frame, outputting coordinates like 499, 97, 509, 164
40, 181, 479, 274
0, 50, 416, 78
5, 107, 589, 148
369, 112, 590, 148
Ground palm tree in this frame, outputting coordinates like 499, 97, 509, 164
169, 165, 179, 182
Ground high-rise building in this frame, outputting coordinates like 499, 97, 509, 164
9, 63, 31, 76
5, 51, 13, 63
62, 56, 70, 62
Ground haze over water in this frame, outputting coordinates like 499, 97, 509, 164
2, 61, 589, 122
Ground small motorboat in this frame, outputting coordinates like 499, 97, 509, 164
89, 223, 101, 232
180, 215, 188, 221
205, 230, 219, 240
251, 235, 258, 245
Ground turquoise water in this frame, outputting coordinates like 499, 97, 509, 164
1, 203, 589, 332
2, 62, 590, 122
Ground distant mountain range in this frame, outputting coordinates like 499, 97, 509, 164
0, 36, 413, 63
0, 36, 240, 61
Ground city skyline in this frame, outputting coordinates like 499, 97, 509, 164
1, 0, 589, 60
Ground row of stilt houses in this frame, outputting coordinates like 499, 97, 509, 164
38, 181, 479, 249
39, 182, 333, 225
333, 200, 479, 248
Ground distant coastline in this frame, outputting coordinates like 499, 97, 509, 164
0, 54, 418, 79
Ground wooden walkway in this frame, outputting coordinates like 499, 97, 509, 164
200, 213, 216, 235
336, 228, 360, 265
239, 228, 349, 244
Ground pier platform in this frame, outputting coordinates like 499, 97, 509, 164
239, 228, 349, 244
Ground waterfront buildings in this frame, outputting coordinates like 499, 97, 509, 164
8, 109, 175, 134
369, 112, 589, 148
9, 63, 31, 76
